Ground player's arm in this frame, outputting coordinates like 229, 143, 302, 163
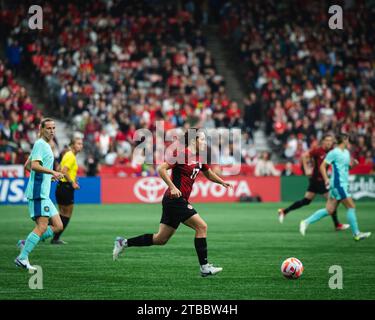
320, 160, 330, 189
157, 162, 182, 198
31, 160, 64, 180
24, 156, 31, 172
301, 151, 312, 176
203, 168, 233, 189
60, 153, 79, 188
61, 166, 80, 189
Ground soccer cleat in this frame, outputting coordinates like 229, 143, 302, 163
336, 223, 350, 231
51, 239, 68, 245
14, 257, 37, 271
113, 237, 127, 261
354, 232, 371, 241
17, 240, 25, 252
299, 220, 308, 236
278, 209, 285, 224
200, 263, 223, 277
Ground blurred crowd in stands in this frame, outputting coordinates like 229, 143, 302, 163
219, 0, 375, 167
0, 59, 45, 165
1, 0, 374, 176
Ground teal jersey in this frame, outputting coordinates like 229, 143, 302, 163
25, 139, 54, 200
325, 147, 351, 187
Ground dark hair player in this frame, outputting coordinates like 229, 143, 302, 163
112, 128, 233, 277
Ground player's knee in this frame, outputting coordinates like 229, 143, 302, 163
55, 222, 63, 233
303, 198, 312, 205
36, 224, 48, 234
326, 207, 335, 215
195, 223, 207, 236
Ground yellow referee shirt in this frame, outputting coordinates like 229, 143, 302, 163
60, 150, 78, 183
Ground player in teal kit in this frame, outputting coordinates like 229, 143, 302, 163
15, 119, 64, 270
300, 134, 371, 241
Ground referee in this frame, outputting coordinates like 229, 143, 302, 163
52, 137, 83, 244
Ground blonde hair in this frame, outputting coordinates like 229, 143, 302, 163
69, 137, 83, 147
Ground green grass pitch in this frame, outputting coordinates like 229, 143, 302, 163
0, 202, 374, 300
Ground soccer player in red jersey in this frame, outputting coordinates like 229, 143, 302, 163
278, 134, 349, 231
113, 129, 233, 277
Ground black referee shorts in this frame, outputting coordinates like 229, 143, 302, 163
55, 182, 75, 205
307, 178, 328, 195
160, 196, 197, 229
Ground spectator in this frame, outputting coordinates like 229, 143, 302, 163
282, 162, 295, 176
219, 0, 374, 165
255, 152, 280, 177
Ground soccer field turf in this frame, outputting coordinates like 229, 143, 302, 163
0, 202, 374, 300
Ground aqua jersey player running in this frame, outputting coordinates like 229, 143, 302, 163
15, 118, 64, 270
300, 134, 371, 241
278, 134, 349, 231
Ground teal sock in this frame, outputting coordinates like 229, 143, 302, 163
347, 208, 359, 236
40, 226, 54, 241
305, 208, 329, 225
19, 232, 40, 260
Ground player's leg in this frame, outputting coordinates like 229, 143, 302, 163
299, 197, 338, 236
278, 191, 315, 223
322, 192, 349, 231
128, 223, 176, 246
183, 214, 222, 277
18, 200, 61, 249
52, 183, 74, 244
16, 216, 49, 270
113, 196, 183, 260
51, 204, 73, 244
341, 197, 371, 241
113, 224, 176, 260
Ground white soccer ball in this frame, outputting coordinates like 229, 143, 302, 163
281, 257, 304, 279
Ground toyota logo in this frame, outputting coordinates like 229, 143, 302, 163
134, 177, 167, 203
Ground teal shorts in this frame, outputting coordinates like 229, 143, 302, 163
329, 184, 351, 200
28, 198, 58, 221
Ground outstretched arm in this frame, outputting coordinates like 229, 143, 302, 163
203, 168, 233, 188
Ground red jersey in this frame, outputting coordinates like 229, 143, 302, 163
164, 148, 209, 201
309, 146, 331, 181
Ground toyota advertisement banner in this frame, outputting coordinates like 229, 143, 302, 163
101, 176, 281, 203
2, 175, 375, 205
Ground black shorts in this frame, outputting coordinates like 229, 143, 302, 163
160, 196, 197, 229
307, 178, 328, 195
55, 182, 75, 205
